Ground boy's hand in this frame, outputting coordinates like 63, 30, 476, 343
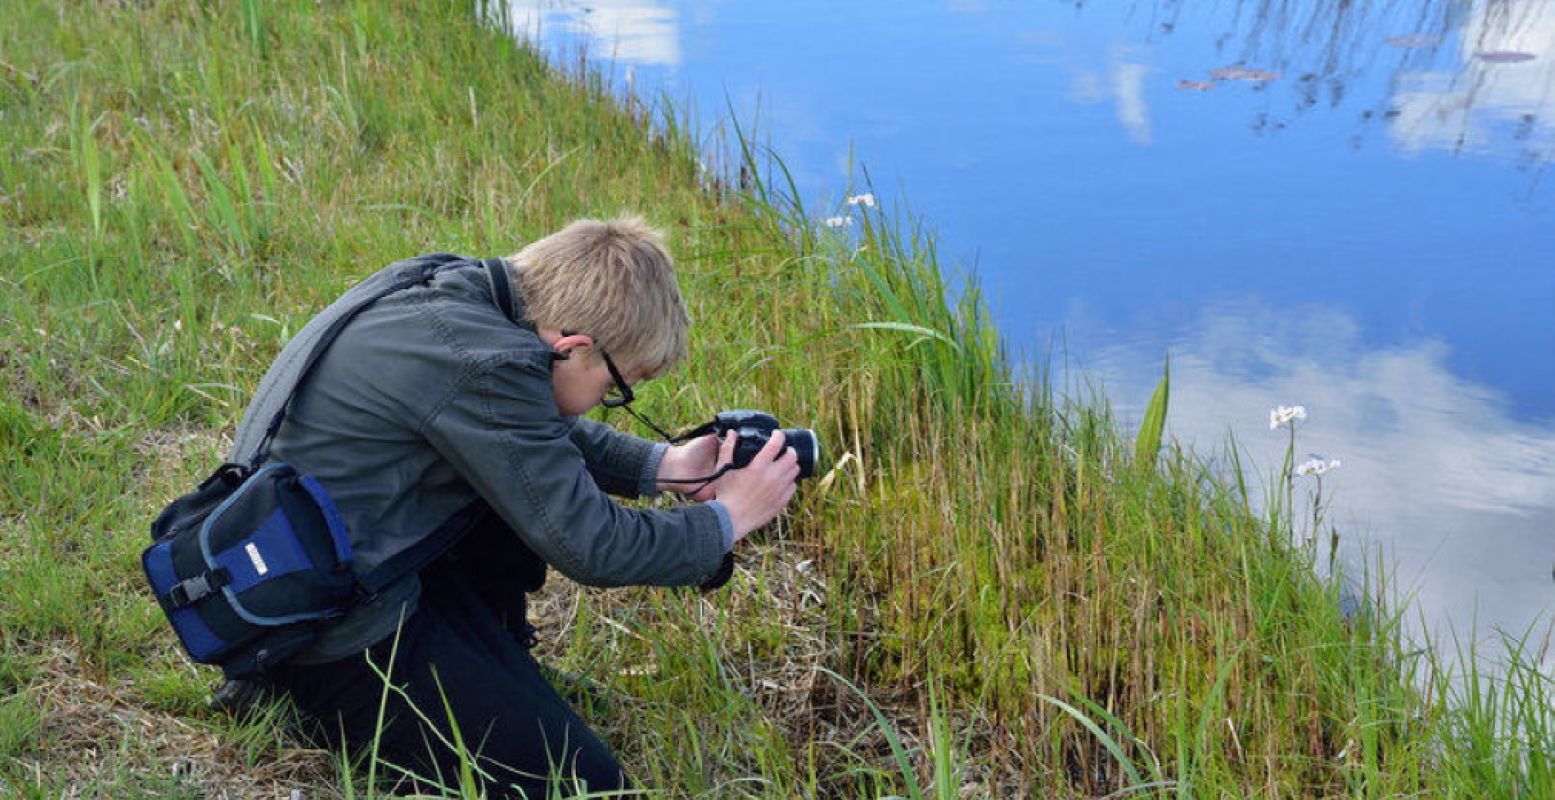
658, 434, 721, 500
711, 430, 799, 543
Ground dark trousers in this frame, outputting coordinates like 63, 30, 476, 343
264, 557, 628, 798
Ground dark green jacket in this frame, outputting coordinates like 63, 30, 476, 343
230, 254, 728, 662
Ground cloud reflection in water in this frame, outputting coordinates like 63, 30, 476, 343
1084, 301, 1555, 655
506, 0, 681, 67
1111, 59, 1156, 145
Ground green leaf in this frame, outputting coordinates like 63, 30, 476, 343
848, 321, 963, 354
817, 666, 923, 800
1037, 693, 1146, 790
1134, 356, 1170, 470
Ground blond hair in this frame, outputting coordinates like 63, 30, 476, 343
504, 216, 690, 379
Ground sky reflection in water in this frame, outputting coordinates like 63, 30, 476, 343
506, 0, 1555, 656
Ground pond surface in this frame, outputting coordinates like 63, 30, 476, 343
504, 0, 1555, 659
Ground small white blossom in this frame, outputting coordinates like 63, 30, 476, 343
823, 215, 853, 228
846, 192, 876, 208
1295, 456, 1341, 477
1269, 405, 1307, 430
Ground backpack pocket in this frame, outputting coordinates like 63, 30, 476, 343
143, 462, 355, 674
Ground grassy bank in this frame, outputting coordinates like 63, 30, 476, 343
3, 0, 1553, 796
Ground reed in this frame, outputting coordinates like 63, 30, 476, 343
2, 0, 1552, 796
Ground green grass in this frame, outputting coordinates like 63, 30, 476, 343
3, 0, 1554, 796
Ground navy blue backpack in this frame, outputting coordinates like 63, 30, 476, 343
142, 259, 493, 677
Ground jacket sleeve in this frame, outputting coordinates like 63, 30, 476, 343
420, 354, 727, 588
569, 417, 666, 498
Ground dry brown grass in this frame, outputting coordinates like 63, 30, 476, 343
9, 644, 334, 798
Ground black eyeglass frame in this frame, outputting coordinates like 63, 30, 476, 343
598, 347, 634, 409
560, 331, 674, 440
570, 336, 745, 491
558, 329, 635, 410
597, 346, 683, 443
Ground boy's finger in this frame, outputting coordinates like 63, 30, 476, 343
715, 431, 737, 468
757, 429, 787, 461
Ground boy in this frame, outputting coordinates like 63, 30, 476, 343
235, 217, 800, 796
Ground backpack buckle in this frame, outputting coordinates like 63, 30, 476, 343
161, 568, 232, 611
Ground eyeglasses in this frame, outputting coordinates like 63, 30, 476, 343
563, 332, 676, 440
598, 347, 680, 441
598, 347, 634, 409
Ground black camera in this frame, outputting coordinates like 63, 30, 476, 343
708, 410, 820, 479
687, 410, 820, 594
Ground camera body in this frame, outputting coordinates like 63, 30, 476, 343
711, 410, 819, 479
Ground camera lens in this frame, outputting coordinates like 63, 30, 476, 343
729, 427, 821, 478
782, 428, 820, 479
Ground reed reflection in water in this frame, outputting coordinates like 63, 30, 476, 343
1122, 0, 1554, 167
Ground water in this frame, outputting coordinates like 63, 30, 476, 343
504, 0, 1555, 658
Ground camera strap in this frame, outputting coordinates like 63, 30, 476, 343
665, 418, 719, 443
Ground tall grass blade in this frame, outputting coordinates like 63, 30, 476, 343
817, 667, 923, 800
849, 321, 963, 354
1134, 357, 1169, 471
1037, 693, 1147, 792
242, 0, 265, 56
72, 104, 104, 239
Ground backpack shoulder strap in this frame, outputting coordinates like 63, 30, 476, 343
356, 499, 490, 596
247, 259, 450, 467
482, 257, 538, 332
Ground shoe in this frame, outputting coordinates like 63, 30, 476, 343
207, 677, 268, 714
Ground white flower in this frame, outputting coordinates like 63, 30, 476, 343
1295, 456, 1341, 477
823, 215, 853, 228
846, 192, 876, 208
1269, 405, 1307, 430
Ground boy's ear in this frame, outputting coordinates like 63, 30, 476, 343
550, 332, 596, 358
